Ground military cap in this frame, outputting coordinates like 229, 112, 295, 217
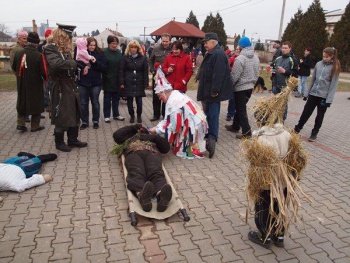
56, 23, 76, 36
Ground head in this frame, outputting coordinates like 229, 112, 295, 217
125, 40, 143, 56
171, 40, 183, 56
52, 28, 73, 53
17, 30, 28, 47
281, 41, 292, 55
107, 35, 119, 51
235, 46, 242, 56
323, 47, 341, 77
27, 32, 40, 46
202, 32, 219, 52
273, 40, 281, 48
44, 29, 52, 39
304, 47, 311, 55
86, 37, 100, 53
161, 33, 171, 49
157, 90, 172, 103
238, 37, 251, 49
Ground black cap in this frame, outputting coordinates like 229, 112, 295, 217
202, 32, 218, 42
27, 32, 40, 44
56, 23, 76, 36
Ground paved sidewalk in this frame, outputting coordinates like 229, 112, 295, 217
0, 89, 350, 263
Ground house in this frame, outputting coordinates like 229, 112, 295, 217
94, 28, 128, 49
325, 9, 344, 37
0, 31, 12, 42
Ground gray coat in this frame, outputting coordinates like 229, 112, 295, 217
231, 46, 260, 92
305, 60, 339, 104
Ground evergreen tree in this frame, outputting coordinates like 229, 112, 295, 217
329, 3, 350, 71
91, 30, 96, 36
201, 12, 215, 33
293, 0, 328, 62
254, 39, 265, 51
282, 8, 303, 44
201, 12, 227, 46
95, 29, 100, 35
186, 10, 199, 29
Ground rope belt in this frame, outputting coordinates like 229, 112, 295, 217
124, 143, 160, 156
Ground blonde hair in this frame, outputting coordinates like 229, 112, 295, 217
52, 28, 73, 53
125, 40, 143, 56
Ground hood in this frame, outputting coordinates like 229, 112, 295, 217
76, 38, 87, 49
240, 46, 255, 59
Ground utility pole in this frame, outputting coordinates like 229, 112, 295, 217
278, 0, 286, 40
144, 27, 146, 44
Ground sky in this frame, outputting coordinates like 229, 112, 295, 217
1, 0, 348, 42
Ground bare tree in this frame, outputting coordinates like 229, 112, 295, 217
0, 23, 12, 35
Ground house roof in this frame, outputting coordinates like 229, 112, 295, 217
0, 31, 12, 39
150, 21, 205, 38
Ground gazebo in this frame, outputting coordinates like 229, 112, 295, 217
150, 21, 205, 47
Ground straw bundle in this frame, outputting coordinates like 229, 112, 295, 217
286, 131, 308, 180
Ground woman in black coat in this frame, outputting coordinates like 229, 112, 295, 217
119, 40, 149, 123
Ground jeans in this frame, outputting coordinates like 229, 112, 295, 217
205, 101, 220, 140
227, 96, 235, 118
232, 89, 252, 135
298, 76, 308, 95
79, 85, 101, 124
103, 91, 120, 118
272, 86, 288, 120
295, 95, 328, 135
127, 97, 142, 115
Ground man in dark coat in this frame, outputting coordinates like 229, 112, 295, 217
12, 32, 47, 132
196, 32, 233, 158
44, 24, 87, 152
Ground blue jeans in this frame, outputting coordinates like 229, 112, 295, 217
227, 96, 235, 118
103, 91, 120, 118
205, 101, 220, 140
79, 85, 101, 124
298, 76, 308, 95
127, 97, 142, 115
272, 86, 288, 120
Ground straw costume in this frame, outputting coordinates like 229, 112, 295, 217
243, 77, 310, 248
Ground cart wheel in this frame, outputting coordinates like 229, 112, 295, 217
130, 212, 138, 226
180, 209, 190, 222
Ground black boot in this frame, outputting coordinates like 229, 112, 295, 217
17, 152, 36, 158
37, 153, 58, 163
130, 114, 135, 123
137, 114, 142, 123
55, 132, 71, 152
67, 127, 88, 148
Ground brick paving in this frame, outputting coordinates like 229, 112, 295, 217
0, 89, 350, 263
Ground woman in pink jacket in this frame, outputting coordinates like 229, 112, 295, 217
162, 40, 193, 93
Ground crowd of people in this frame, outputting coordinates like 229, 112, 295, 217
6, 24, 343, 248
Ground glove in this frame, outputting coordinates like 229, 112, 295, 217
303, 97, 308, 101
320, 99, 327, 107
326, 103, 331, 107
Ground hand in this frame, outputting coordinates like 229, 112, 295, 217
266, 66, 271, 72
168, 67, 174, 73
194, 78, 198, 83
90, 56, 96, 63
120, 85, 124, 89
303, 97, 308, 101
148, 127, 157, 134
277, 67, 285, 73
326, 103, 331, 107
83, 66, 89, 75
211, 92, 219, 97
182, 79, 186, 85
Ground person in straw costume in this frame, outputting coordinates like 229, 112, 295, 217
243, 77, 310, 248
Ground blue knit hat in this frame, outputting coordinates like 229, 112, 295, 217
238, 37, 251, 48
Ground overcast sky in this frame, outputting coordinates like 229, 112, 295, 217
1, 0, 348, 41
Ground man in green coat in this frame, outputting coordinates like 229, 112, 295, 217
12, 32, 47, 132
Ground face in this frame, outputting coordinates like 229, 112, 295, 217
235, 47, 241, 56
304, 49, 310, 55
161, 36, 170, 48
157, 92, 169, 103
108, 41, 119, 51
322, 52, 333, 62
273, 42, 280, 48
204, 40, 216, 52
172, 46, 181, 56
281, 44, 291, 54
18, 36, 28, 47
88, 41, 96, 52
130, 46, 138, 55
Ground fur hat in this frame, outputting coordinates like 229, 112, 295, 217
17, 30, 28, 38
238, 37, 251, 48
44, 29, 52, 38
56, 23, 76, 37
27, 32, 40, 44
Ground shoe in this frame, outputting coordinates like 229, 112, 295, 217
104, 118, 111, 123
31, 126, 45, 132
236, 133, 251, 139
16, 125, 27, 132
43, 174, 53, 183
138, 181, 154, 212
68, 140, 88, 148
295, 93, 302, 98
56, 143, 71, 152
80, 124, 88, 130
17, 152, 36, 158
248, 231, 272, 249
93, 123, 99, 129
271, 235, 285, 247
40, 114, 45, 119
157, 184, 172, 212
308, 134, 317, 142
225, 125, 239, 133
206, 137, 216, 159
25, 116, 30, 123
150, 116, 160, 121
192, 148, 204, 159
113, 116, 125, 121
226, 117, 233, 121
294, 126, 301, 134
37, 153, 57, 163
137, 115, 142, 123
129, 115, 135, 123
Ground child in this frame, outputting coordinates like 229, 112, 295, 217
76, 38, 95, 64
243, 77, 309, 248
294, 47, 340, 142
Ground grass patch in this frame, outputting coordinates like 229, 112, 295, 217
0, 73, 16, 91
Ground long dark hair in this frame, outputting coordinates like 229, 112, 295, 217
86, 37, 102, 53
323, 47, 341, 77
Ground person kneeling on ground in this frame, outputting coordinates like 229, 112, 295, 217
0, 152, 57, 192
112, 124, 172, 212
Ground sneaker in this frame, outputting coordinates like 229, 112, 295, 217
80, 124, 88, 130
157, 184, 172, 212
225, 125, 239, 133
308, 134, 317, 142
248, 231, 272, 249
113, 116, 125, 121
271, 235, 285, 247
104, 118, 111, 123
93, 123, 99, 129
138, 181, 154, 212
